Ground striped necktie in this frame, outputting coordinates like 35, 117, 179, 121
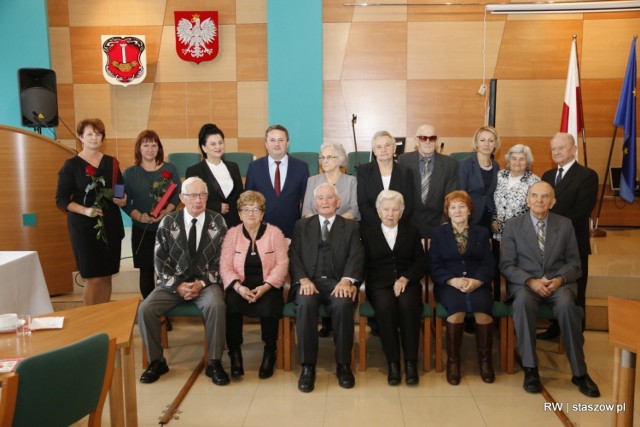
421, 156, 432, 204
536, 220, 545, 257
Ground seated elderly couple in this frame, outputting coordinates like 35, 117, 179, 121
138, 178, 598, 398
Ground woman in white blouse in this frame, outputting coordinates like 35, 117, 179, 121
491, 144, 540, 240
186, 123, 243, 227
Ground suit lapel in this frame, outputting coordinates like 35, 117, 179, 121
555, 162, 579, 192
521, 215, 543, 263
542, 215, 559, 267
201, 161, 224, 199
305, 217, 321, 269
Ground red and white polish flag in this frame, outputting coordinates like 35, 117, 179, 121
560, 38, 583, 150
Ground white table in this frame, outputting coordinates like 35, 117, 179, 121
0, 251, 53, 315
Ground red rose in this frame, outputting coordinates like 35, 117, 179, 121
85, 165, 97, 176
161, 170, 173, 180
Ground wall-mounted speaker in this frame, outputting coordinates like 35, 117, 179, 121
18, 68, 59, 128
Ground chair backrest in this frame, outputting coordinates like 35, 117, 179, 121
347, 151, 372, 176
449, 152, 475, 161
0, 333, 116, 427
167, 152, 201, 179
223, 152, 254, 178
289, 152, 319, 176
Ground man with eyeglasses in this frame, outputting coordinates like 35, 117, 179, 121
398, 124, 459, 238
245, 124, 309, 238
138, 176, 230, 386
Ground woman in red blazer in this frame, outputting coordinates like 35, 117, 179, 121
219, 191, 289, 379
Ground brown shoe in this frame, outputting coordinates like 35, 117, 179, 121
475, 322, 495, 383
446, 321, 463, 385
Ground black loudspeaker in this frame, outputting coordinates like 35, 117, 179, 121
18, 68, 59, 128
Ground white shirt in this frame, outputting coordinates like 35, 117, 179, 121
318, 214, 336, 231
183, 211, 206, 249
557, 159, 577, 182
381, 175, 391, 190
268, 155, 289, 192
381, 223, 398, 250
206, 160, 234, 198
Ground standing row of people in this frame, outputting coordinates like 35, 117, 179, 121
56, 118, 598, 397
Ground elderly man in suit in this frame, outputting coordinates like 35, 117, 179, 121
500, 181, 599, 397
539, 132, 598, 339
138, 177, 230, 386
245, 124, 309, 238
290, 183, 364, 392
398, 123, 459, 238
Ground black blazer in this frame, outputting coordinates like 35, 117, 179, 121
289, 215, 364, 285
185, 160, 243, 227
356, 161, 414, 228
541, 162, 597, 258
361, 223, 426, 290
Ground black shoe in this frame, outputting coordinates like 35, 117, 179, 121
318, 326, 332, 338
259, 350, 277, 379
140, 359, 169, 384
536, 322, 560, 340
523, 367, 542, 393
405, 360, 419, 385
369, 318, 380, 337
207, 360, 230, 386
387, 361, 401, 386
228, 349, 244, 378
572, 374, 601, 398
337, 364, 355, 389
298, 364, 316, 393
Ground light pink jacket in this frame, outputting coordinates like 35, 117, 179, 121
219, 223, 289, 289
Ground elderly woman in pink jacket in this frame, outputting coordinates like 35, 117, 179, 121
220, 190, 289, 380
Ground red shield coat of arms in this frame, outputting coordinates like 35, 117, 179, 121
174, 11, 219, 64
101, 35, 147, 86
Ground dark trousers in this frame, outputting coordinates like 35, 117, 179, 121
294, 278, 356, 365
368, 284, 422, 363
226, 313, 278, 353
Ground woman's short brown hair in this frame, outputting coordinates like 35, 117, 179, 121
443, 190, 473, 221
133, 129, 164, 166
237, 190, 266, 212
76, 118, 106, 139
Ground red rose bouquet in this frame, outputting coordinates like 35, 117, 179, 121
150, 170, 175, 216
83, 164, 114, 244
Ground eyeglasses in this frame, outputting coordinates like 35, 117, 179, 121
241, 208, 263, 214
416, 135, 438, 143
318, 155, 338, 161
183, 193, 208, 200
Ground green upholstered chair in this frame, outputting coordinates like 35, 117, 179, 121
449, 152, 475, 161
289, 151, 319, 176
358, 298, 433, 372
223, 152, 254, 178
347, 151, 372, 176
0, 333, 116, 427
167, 152, 201, 179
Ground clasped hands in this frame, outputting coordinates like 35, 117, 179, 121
236, 283, 270, 303
299, 278, 357, 301
177, 281, 204, 300
527, 276, 563, 298
448, 277, 482, 293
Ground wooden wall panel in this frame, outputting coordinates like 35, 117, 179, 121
406, 80, 486, 138
408, 1, 501, 22
236, 0, 267, 24
582, 18, 640, 78
237, 81, 268, 138
323, 0, 354, 23
341, 22, 407, 80
495, 20, 583, 79
236, 24, 267, 81
56, 84, 76, 140
582, 79, 624, 137
323, 23, 350, 81
323, 80, 351, 140
68, 0, 166, 26
352, 1, 406, 22
238, 137, 267, 157
49, 27, 73, 84
47, 0, 69, 27
110, 83, 154, 138
408, 21, 504, 80
163, 0, 236, 25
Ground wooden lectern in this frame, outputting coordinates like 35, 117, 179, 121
608, 296, 640, 427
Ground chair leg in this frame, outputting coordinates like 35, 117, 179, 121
507, 317, 515, 374
358, 316, 367, 371
283, 317, 292, 372
141, 342, 149, 369
276, 319, 284, 370
435, 317, 444, 373
558, 334, 565, 354
500, 317, 507, 372
160, 316, 169, 349
423, 317, 432, 372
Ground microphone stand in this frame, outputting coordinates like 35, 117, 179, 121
351, 114, 360, 167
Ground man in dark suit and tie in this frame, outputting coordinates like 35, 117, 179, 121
539, 132, 598, 339
245, 124, 309, 238
397, 123, 459, 238
290, 183, 364, 392
138, 177, 230, 386
500, 181, 599, 397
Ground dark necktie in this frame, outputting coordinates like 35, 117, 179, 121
555, 167, 564, 186
321, 219, 330, 242
188, 218, 198, 257
274, 161, 281, 197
